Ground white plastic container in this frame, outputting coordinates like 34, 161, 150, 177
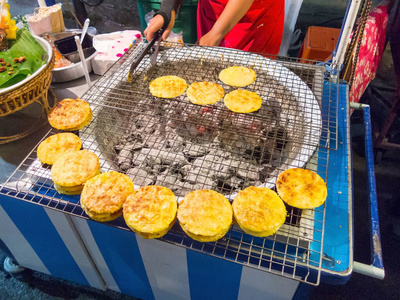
91, 30, 142, 75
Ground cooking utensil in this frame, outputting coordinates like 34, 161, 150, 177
127, 12, 170, 82
127, 30, 162, 82
144, 33, 162, 81
75, 35, 92, 87
80, 18, 90, 45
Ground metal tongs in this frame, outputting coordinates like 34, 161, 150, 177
127, 13, 170, 82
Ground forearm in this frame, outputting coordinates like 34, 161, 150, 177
145, 0, 183, 41
211, 0, 254, 38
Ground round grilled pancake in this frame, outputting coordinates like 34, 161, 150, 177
149, 75, 187, 98
187, 82, 225, 105
219, 66, 256, 87
51, 150, 100, 187
80, 171, 134, 222
224, 89, 262, 113
48, 98, 92, 131
276, 168, 327, 209
67, 110, 93, 131
123, 185, 177, 239
54, 183, 85, 195
37, 133, 82, 165
177, 190, 233, 242
54, 168, 101, 195
232, 186, 287, 237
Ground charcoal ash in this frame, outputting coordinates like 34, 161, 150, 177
126, 167, 155, 186
107, 99, 297, 197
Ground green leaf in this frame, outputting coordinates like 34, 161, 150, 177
0, 29, 47, 89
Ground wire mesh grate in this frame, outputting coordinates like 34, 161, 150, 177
0, 42, 339, 285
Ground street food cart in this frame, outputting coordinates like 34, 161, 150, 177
0, 1, 384, 299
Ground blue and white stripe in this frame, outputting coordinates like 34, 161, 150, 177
0, 195, 105, 290
72, 217, 300, 300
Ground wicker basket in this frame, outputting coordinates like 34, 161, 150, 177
0, 53, 56, 144
0, 53, 55, 117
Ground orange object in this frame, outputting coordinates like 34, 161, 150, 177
0, 3, 18, 39
298, 26, 340, 63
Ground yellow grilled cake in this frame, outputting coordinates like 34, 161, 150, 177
149, 75, 187, 98
54, 183, 88, 195
219, 66, 256, 87
177, 190, 233, 242
276, 168, 327, 209
81, 171, 134, 222
37, 133, 82, 165
224, 89, 262, 113
51, 150, 100, 195
187, 82, 225, 105
48, 98, 92, 131
123, 185, 177, 239
232, 186, 287, 237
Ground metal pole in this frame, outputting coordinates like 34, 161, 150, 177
72, 0, 87, 28
331, 0, 362, 71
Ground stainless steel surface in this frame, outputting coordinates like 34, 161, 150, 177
45, 31, 97, 83
0, 42, 340, 285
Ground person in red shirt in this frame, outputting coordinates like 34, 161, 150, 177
144, 0, 284, 55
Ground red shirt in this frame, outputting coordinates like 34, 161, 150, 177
197, 0, 284, 55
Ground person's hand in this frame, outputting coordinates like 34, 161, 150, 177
144, 11, 176, 42
198, 29, 224, 47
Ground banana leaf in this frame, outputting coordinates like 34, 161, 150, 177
0, 29, 48, 89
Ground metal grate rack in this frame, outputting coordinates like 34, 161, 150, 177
0, 42, 339, 285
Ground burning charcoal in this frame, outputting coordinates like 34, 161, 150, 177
183, 143, 210, 158
197, 175, 216, 189
165, 138, 185, 152
117, 149, 133, 171
236, 161, 261, 181
155, 174, 178, 186
225, 176, 243, 188
133, 152, 154, 166
259, 165, 274, 181
180, 164, 192, 176
94, 56, 308, 200
185, 168, 215, 188
149, 164, 166, 174
126, 167, 155, 186
143, 151, 162, 165
185, 167, 204, 183
143, 131, 164, 149
114, 142, 143, 152
140, 148, 187, 165
211, 160, 232, 180
192, 156, 215, 170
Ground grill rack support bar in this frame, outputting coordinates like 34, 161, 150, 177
331, 0, 362, 74
350, 102, 384, 280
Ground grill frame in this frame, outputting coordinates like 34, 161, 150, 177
0, 42, 340, 285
